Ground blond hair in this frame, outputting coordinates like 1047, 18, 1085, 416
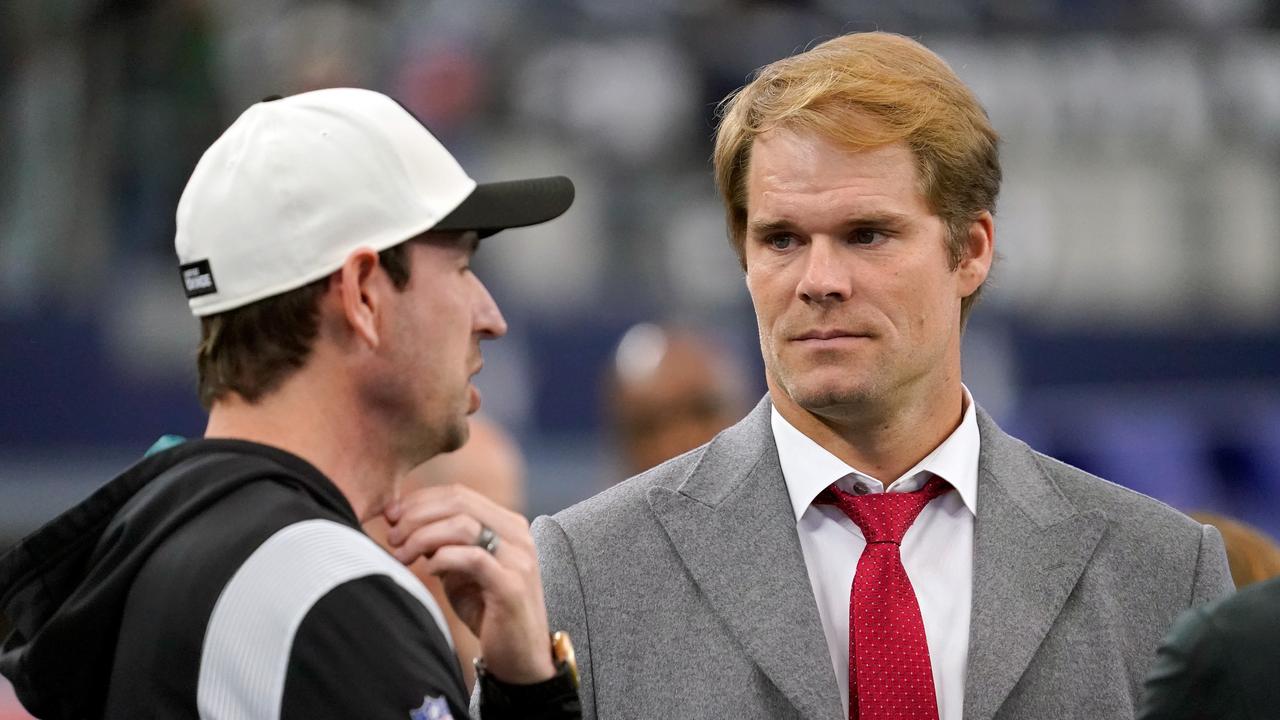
1190, 512, 1280, 589
713, 31, 1001, 322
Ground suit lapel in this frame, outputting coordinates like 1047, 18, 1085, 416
963, 410, 1107, 720
648, 398, 844, 720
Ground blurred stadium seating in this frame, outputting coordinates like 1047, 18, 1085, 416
2, 0, 1277, 549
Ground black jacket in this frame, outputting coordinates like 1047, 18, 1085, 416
1138, 575, 1280, 719
0, 439, 577, 719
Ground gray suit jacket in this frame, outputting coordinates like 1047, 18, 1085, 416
534, 397, 1232, 719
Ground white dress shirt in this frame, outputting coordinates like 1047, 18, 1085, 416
773, 388, 979, 720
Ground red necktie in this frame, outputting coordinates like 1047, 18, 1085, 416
817, 476, 952, 720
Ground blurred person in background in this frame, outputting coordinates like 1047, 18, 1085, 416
1188, 511, 1280, 588
0, 88, 579, 720
603, 322, 751, 476
1134, 512, 1280, 718
520, 31, 1233, 720
367, 414, 528, 692
1138, 573, 1280, 719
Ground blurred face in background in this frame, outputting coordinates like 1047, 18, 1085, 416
607, 326, 749, 475
613, 382, 740, 476
742, 125, 990, 429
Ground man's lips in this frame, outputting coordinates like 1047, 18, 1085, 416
791, 329, 871, 341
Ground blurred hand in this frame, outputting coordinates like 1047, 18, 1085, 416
383, 485, 555, 684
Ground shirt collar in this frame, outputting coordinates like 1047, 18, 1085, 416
773, 386, 980, 523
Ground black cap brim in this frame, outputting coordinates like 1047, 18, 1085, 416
434, 176, 575, 239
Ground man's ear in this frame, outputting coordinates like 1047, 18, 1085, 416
956, 210, 995, 298
334, 247, 387, 348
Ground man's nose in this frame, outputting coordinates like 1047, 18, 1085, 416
474, 279, 508, 339
796, 238, 851, 304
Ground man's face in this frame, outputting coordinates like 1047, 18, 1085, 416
381, 232, 506, 461
743, 127, 988, 426
614, 361, 741, 475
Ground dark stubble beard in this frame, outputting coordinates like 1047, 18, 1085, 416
384, 395, 470, 471
435, 412, 470, 456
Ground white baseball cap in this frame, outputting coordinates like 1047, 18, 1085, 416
175, 87, 575, 317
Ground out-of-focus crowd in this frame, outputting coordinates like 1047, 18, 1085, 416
4, 0, 1280, 320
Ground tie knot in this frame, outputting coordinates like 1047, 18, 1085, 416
817, 476, 951, 544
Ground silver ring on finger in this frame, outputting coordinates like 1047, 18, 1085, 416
474, 525, 500, 555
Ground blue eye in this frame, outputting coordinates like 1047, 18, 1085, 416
768, 234, 794, 250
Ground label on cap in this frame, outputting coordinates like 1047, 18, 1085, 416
180, 260, 218, 298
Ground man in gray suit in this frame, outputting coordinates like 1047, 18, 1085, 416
533, 32, 1233, 719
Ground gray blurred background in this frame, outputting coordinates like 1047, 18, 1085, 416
3, 0, 1279, 546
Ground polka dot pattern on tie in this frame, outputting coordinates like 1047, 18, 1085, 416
817, 476, 952, 720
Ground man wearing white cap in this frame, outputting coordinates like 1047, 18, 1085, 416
0, 88, 579, 720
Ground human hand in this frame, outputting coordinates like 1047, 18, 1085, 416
383, 485, 555, 684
